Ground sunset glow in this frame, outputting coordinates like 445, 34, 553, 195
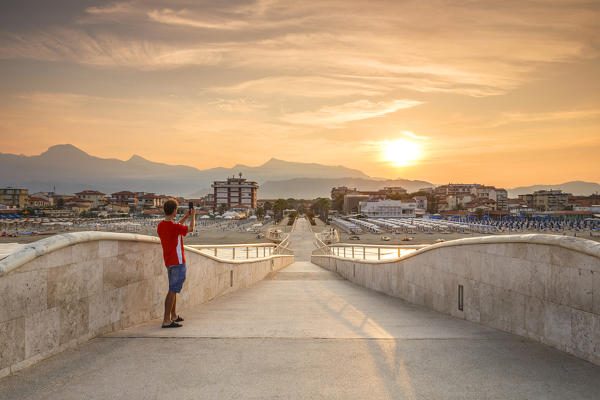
0, 1, 599, 187
381, 139, 422, 167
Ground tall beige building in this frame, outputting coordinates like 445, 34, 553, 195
0, 187, 29, 208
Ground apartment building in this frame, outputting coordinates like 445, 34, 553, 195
111, 191, 137, 207
212, 175, 259, 210
471, 186, 508, 210
519, 190, 571, 211
75, 190, 106, 207
0, 187, 29, 208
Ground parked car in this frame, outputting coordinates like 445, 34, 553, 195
349, 235, 360, 240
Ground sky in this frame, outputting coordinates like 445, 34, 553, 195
0, 0, 599, 187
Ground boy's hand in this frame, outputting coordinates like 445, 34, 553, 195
190, 209, 196, 217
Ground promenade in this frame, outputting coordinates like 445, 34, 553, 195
1, 218, 599, 399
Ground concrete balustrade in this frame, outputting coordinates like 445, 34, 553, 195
0, 232, 294, 377
312, 234, 600, 366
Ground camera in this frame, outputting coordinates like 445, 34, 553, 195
188, 201, 194, 209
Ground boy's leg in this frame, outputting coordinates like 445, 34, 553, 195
170, 293, 177, 320
163, 292, 176, 325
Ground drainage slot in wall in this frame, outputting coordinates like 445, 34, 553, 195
230, 270, 233, 287
458, 284, 464, 311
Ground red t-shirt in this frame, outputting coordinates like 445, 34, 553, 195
157, 220, 189, 268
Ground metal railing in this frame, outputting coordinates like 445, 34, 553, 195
312, 243, 428, 261
188, 234, 293, 260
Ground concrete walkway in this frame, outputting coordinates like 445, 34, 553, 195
1, 218, 600, 399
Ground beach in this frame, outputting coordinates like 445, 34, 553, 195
2, 216, 598, 247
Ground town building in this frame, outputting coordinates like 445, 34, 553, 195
442, 194, 473, 211
111, 191, 137, 207
434, 183, 507, 211
434, 183, 480, 199
466, 199, 497, 213
568, 195, 600, 210
137, 193, 166, 209
203, 193, 215, 207
359, 199, 417, 218
212, 174, 259, 210
343, 194, 370, 214
30, 192, 55, 206
519, 190, 571, 211
75, 190, 106, 208
103, 203, 130, 214
64, 197, 93, 213
331, 186, 408, 201
412, 195, 428, 210
28, 196, 52, 208
0, 187, 29, 208
470, 186, 508, 210
382, 187, 408, 196
331, 186, 358, 199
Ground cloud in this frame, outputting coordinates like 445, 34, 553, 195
0, 29, 223, 69
210, 98, 267, 112
212, 75, 385, 98
2, 0, 598, 97
499, 109, 600, 124
281, 99, 423, 127
147, 8, 248, 30
86, 2, 133, 15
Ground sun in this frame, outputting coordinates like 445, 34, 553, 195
381, 138, 422, 167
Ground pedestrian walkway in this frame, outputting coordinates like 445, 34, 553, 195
1, 218, 599, 399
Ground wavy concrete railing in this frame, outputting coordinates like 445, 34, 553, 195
0, 232, 294, 377
312, 234, 600, 366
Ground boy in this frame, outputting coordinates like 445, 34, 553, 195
157, 199, 195, 328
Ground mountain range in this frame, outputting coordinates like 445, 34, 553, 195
507, 182, 600, 198
0, 144, 431, 198
0, 144, 597, 199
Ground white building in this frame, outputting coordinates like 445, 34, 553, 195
359, 199, 417, 218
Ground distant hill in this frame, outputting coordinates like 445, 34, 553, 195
0, 144, 370, 197
258, 177, 435, 199
508, 181, 600, 197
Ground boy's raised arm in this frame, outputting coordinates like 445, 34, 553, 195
178, 210, 191, 225
189, 209, 196, 232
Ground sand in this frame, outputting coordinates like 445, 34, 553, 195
2, 216, 598, 247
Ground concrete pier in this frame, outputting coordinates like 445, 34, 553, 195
1, 218, 599, 399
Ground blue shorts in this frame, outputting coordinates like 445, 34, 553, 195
167, 263, 186, 293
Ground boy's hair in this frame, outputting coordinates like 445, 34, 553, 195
163, 199, 178, 215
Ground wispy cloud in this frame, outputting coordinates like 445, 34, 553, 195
281, 99, 423, 127
86, 2, 133, 15
499, 109, 600, 124
210, 98, 267, 112
212, 75, 385, 98
3, 0, 598, 97
0, 29, 223, 69
147, 8, 248, 30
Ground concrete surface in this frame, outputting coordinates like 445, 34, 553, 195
313, 232, 600, 365
0, 234, 293, 375
1, 218, 599, 399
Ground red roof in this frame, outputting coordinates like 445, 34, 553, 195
112, 191, 136, 196
75, 190, 105, 196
